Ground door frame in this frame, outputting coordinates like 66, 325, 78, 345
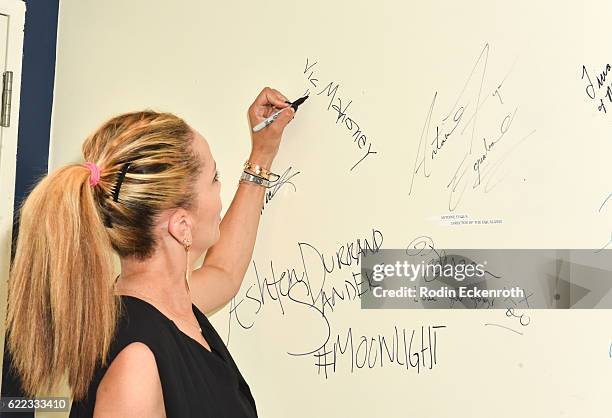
0, 0, 26, 383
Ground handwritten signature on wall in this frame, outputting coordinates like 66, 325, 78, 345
409, 43, 536, 211
301, 58, 378, 172
581, 64, 612, 114
225, 229, 448, 376
260, 166, 301, 215
227, 228, 385, 344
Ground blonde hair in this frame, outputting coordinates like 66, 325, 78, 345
6, 110, 202, 400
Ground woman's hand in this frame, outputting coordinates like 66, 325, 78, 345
247, 87, 295, 167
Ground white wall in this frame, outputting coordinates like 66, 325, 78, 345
50, 1, 612, 417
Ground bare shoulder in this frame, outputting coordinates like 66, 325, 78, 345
93, 342, 165, 418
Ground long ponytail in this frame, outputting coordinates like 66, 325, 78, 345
6, 164, 118, 400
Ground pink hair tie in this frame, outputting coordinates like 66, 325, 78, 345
83, 162, 101, 186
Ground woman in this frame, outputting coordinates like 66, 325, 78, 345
6, 87, 296, 417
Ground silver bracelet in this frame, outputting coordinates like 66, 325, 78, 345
239, 171, 271, 188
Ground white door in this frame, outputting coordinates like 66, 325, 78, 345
0, 0, 25, 381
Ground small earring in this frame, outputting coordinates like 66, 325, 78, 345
183, 239, 192, 293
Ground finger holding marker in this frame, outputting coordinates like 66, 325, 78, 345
251, 94, 307, 132
247, 87, 309, 168
250, 87, 289, 118
252, 105, 294, 133
268, 88, 289, 108
247, 87, 296, 164
249, 88, 288, 125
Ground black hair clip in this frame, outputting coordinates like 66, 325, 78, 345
112, 162, 132, 202
104, 162, 132, 228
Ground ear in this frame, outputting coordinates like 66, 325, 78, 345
167, 208, 193, 246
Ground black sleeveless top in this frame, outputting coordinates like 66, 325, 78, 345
69, 295, 257, 417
